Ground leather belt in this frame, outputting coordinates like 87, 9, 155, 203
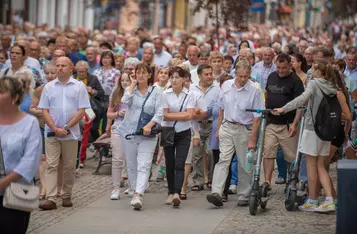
198, 120, 213, 124
226, 120, 249, 126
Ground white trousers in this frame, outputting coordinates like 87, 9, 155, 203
121, 135, 157, 195
111, 132, 127, 190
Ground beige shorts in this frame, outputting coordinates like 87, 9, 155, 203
299, 129, 330, 156
263, 124, 298, 163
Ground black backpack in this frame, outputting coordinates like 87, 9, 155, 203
312, 86, 342, 141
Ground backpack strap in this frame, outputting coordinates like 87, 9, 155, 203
4, 68, 10, 76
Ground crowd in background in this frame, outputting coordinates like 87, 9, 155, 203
0, 21, 357, 233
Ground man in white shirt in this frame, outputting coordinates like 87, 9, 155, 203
190, 64, 220, 191
183, 45, 199, 71
153, 37, 172, 68
207, 60, 264, 207
38, 57, 91, 210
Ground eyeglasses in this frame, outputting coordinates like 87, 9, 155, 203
136, 72, 149, 76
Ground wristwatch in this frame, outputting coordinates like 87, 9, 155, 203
64, 125, 70, 131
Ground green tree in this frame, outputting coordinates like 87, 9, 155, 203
191, 0, 252, 34
331, 0, 357, 22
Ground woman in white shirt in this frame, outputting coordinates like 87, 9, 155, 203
161, 66, 196, 207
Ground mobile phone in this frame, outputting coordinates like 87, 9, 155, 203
47, 132, 56, 137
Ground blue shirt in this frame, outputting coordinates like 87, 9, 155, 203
0, 114, 42, 188
38, 77, 91, 140
117, 86, 163, 136
88, 62, 101, 75
20, 93, 31, 113
209, 101, 220, 150
344, 66, 357, 87
68, 52, 87, 65
154, 50, 172, 68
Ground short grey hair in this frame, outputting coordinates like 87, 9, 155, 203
43, 61, 56, 73
143, 42, 154, 50
76, 60, 89, 70
124, 57, 140, 68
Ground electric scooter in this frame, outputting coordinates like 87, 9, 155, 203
245, 109, 272, 216
285, 108, 308, 211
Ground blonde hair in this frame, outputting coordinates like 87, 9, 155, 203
235, 60, 251, 73
178, 63, 190, 73
169, 58, 184, 67
0, 76, 26, 105
126, 37, 140, 47
209, 51, 224, 63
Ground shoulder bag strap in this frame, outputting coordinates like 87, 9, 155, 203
4, 68, 10, 76
141, 86, 156, 112
0, 139, 6, 177
173, 93, 188, 128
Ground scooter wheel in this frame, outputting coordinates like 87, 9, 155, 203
249, 192, 258, 215
285, 186, 297, 211
260, 200, 268, 209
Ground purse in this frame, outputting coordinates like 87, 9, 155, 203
0, 139, 39, 212
160, 93, 188, 147
90, 97, 107, 115
136, 86, 156, 137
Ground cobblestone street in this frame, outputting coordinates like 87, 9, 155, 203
28, 157, 336, 234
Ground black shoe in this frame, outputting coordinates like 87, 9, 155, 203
206, 193, 223, 207
222, 194, 228, 202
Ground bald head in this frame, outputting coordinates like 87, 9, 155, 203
187, 45, 199, 66
29, 41, 41, 59
56, 57, 73, 80
85, 47, 98, 62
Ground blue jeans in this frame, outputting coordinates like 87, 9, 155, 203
230, 155, 238, 185
276, 146, 287, 179
299, 154, 308, 182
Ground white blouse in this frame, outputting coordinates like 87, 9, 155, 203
161, 88, 195, 133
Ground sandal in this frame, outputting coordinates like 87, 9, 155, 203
180, 193, 187, 200
191, 185, 204, 191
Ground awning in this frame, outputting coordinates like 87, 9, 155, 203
277, 5, 292, 14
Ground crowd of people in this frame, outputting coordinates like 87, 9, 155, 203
0, 21, 357, 233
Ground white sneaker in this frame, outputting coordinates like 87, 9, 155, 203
298, 200, 318, 212
229, 185, 237, 194
125, 188, 135, 197
110, 190, 120, 200
314, 201, 336, 213
131, 196, 143, 210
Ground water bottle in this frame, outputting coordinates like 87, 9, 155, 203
245, 149, 255, 173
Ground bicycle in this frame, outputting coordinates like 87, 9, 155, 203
245, 108, 272, 215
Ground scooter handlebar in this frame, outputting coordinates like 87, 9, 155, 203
245, 109, 274, 114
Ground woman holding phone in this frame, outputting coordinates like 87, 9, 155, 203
117, 63, 162, 210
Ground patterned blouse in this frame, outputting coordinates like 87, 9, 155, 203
93, 67, 120, 96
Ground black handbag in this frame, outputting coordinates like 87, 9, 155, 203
90, 97, 108, 115
160, 93, 188, 147
136, 86, 156, 137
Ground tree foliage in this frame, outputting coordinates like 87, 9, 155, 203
331, 0, 357, 21
191, 0, 251, 31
